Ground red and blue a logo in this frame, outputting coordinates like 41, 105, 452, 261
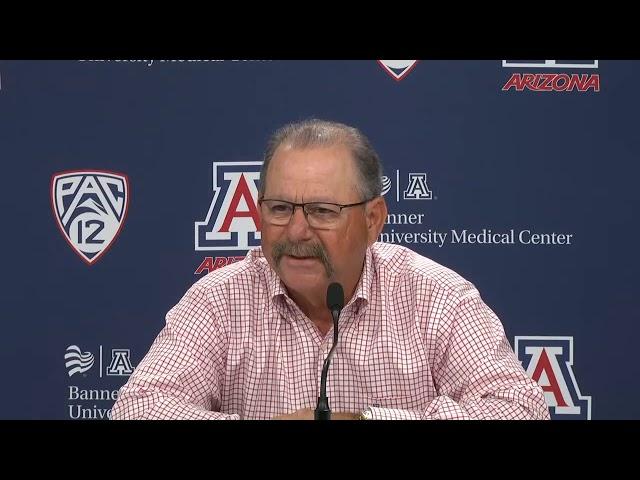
195, 162, 262, 251
515, 336, 592, 419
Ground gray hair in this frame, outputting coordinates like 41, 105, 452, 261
258, 119, 383, 201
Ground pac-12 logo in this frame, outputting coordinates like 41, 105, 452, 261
195, 162, 262, 251
515, 336, 592, 419
377, 61, 419, 81
51, 170, 130, 265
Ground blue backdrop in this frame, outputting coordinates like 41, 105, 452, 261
1, 59, 636, 419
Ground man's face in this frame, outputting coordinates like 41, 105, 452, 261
260, 144, 376, 302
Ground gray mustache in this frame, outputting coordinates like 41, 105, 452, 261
272, 241, 335, 278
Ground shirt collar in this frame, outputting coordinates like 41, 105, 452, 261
249, 245, 375, 312
346, 246, 373, 312
249, 247, 287, 301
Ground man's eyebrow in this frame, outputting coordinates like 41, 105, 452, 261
301, 197, 339, 204
263, 195, 339, 204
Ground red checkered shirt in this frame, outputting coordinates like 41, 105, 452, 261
111, 242, 549, 420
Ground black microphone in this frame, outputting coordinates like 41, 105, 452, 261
315, 282, 344, 420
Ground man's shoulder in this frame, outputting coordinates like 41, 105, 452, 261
371, 242, 475, 296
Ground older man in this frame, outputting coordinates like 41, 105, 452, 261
111, 119, 549, 420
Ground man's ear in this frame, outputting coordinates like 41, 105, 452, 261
366, 197, 388, 246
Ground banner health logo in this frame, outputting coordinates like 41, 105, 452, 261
515, 336, 592, 419
65, 345, 95, 377
194, 162, 262, 274
65, 345, 134, 377
377, 61, 418, 81
502, 60, 599, 93
381, 170, 433, 202
51, 170, 130, 265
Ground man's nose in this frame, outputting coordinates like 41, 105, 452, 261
286, 206, 314, 241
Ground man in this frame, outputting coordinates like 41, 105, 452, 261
111, 119, 549, 420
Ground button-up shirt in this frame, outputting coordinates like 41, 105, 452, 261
111, 242, 549, 420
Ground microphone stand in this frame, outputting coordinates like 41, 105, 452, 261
315, 282, 344, 420
314, 306, 340, 420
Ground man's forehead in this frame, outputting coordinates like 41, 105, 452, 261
264, 146, 360, 200
270, 144, 356, 172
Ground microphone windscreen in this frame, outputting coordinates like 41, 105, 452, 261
326, 282, 345, 311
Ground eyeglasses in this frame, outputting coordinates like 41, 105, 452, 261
258, 198, 372, 229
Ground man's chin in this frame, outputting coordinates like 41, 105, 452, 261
282, 277, 330, 303
278, 263, 327, 288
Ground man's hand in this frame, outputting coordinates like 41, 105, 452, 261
273, 408, 360, 420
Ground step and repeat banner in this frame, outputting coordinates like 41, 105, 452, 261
1, 60, 637, 419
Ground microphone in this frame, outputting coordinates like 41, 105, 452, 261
315, 282, 344, 420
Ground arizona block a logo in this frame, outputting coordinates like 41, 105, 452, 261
516, 336, 592, 419
51, 170, 130, 265
195, 162, 262, 251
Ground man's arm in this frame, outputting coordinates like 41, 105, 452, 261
111, 286, 239, 420
363, 291, 550, 420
